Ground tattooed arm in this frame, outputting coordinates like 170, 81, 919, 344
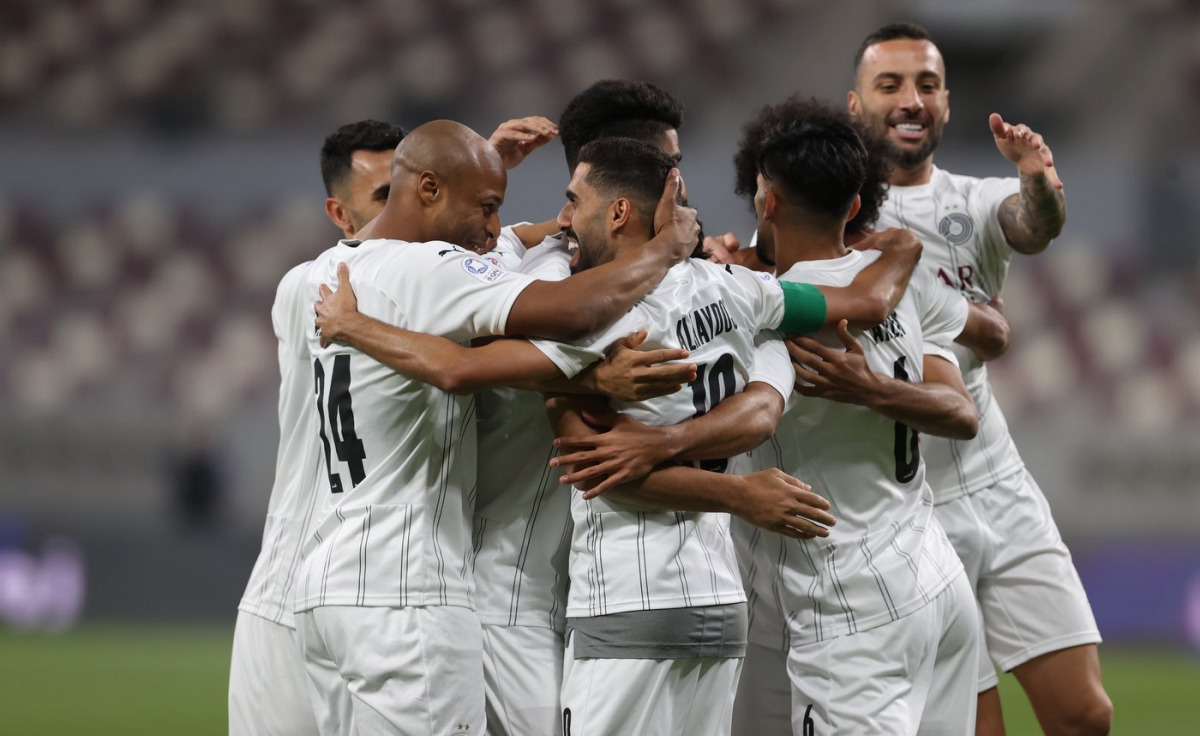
991, 113, 1067, 255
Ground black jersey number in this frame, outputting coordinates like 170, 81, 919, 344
313, 355, 367, 493
686, 352, 736, 473
892, 356, 920, 483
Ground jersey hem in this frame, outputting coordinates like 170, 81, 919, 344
565, 591, 747, 619
930, 458, 1026, 504
294, 593, 473, 613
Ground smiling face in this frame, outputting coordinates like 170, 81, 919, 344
849, 38, 950, 176
428, 158, 506, 253
556, 162, 613, 272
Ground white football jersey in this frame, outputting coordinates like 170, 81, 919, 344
294, 238, 538, 613
238, 262, 325, 629
535, 259, 797, 618
736, 249, 968, 647
876, 167, 1024, 502
472, 227, 575, 631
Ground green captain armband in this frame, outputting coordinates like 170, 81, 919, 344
778, 281, 826, 335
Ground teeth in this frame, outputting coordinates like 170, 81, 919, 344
896, 123, 924, 132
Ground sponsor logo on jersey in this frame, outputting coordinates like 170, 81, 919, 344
938, 212, 974, 245
461, 257, 507, 284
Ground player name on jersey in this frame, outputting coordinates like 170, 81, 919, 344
675, 299, 739, 351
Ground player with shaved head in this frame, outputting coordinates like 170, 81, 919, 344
293, 119, 700, 735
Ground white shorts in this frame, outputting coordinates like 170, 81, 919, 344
731, 642, 790, 736
482, 624, 564, 736
229, 610, 320, 736
786, 572, 978, 735
936, 468, 1101, 684
295, 605, 485, 736
560, 631, 743, 736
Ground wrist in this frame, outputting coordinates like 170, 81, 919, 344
334, 312, 370, 348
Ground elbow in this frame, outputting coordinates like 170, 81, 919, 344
439, 364, 482, 395
975, 320, 1012, 362
950, 408, 979, 440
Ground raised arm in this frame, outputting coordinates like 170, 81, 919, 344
991, 113, 1067, 255
505, 170, 698, 341
545, 395, 834, 539
316, 265, 694, 398
956, 297, 1011, 362
788, 320, 978, 440
815, 227, 922, 328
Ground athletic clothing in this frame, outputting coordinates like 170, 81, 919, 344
536, 260, 813, 619
295, 237, 538, 613
481, 624, 565, 736
295, 605, 485, 736
230, 262, 325, 735
229, 610, 320, 736
878, 167, 1102, 680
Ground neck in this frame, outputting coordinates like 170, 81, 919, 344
368, 200, 427, 243
771, 220, 850, 276
889, 156, 935, 187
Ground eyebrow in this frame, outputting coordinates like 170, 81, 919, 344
873, 70, 942, 84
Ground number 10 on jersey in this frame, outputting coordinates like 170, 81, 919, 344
313, 355, 367, 493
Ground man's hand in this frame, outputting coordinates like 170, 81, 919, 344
588, 329, 697, 402
650, 169, 700, 262
989, 113, 1062, 190
488, 116, 559, 170
787, 320, 882, 405
315, 262, 363, 348
551, 412, 675, 498
731, 469, 835, 540
702, 233, 740, 264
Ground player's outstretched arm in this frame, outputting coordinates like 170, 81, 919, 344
956, 297, 1011, 362
788, 320, 978, 439
316, 265, 694, 398
552, 383, 784, 496
488, 116, 559, 170
816, 228, 922, 328
545, 396, 834, 539
991, 113, 1067, 255
505, 170, 699, 341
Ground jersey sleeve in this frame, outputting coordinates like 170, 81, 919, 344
272, 261, 312, 363
491, 223, 531, 269
375, 242, 540, 343
723, 264, 826, 335
525, 308, 645, 379
747, 330, 795, 413
518, 236, 572, 281
913, 267, 969, 363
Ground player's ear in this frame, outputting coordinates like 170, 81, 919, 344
324, 197, 353, 236
610, 197, 632, 232
763, 187, 780, 222
845, 194, 862, 224
418, 171, 440, 205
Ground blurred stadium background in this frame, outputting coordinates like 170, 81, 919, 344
1, 0, 1198, 732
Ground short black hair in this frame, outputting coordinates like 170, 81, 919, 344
559, 80, 684, 172
845, 120, 891, 235
319, 120, 406, 196
576, 137, 675, 230
854, 22, 934, 79
736, 98, 867, 221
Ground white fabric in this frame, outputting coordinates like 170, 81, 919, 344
876, 167, 1024, 502
482, 624, 565, 736
738, 250, 968, 647
560, 631, 743, 736
730, 642, 791, 736
934, 468, 1101, 673
229, 610, 320, 736
472, 230, 574, 631
296, 605, 485, 736
786, 571, 978, 735
295, 238, 537, 613
532, 260, 795, 618
238, 262, 325, 628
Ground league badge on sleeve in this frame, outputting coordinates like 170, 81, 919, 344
461, 256, 508, 284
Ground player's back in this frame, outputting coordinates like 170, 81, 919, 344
239, 261, 324, 627
295, 237, 532, 613
543, 257, 788, 618
742, 249, 965, 645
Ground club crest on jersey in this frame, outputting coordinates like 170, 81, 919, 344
461, 256, 505, 283
938, 212, 974, 245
